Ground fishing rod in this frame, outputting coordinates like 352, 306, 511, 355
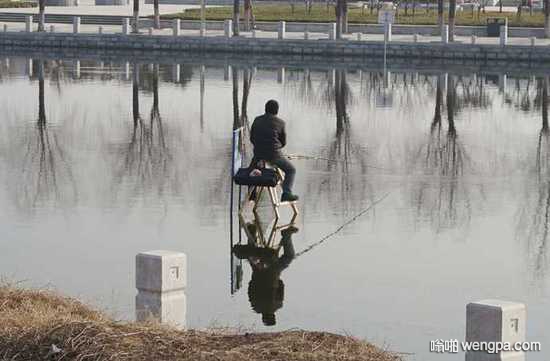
295, 192, 391, 258
284, 153, 390, 171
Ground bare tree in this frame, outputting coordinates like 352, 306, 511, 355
545, 0, 550, 38
244, 0, 254, 31
233, 0, 240, 36
449, 0, 456, 41
133, 0, 140, 33
154, 0, 160, 29
437, 0, 444, 33
335, 0, 347, 38
38, 0, 46, 32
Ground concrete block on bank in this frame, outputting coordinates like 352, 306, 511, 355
135, 289, 186, 328
530, 37, 536, 46
136, 250, 187, 292
135, 250, 187, 330
466, 300, 526, 361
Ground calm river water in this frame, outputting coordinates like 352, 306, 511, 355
0, 54, 548, 360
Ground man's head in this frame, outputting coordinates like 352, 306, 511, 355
265, 100, 279, 115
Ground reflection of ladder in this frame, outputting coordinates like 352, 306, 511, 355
239, 164, 298, 226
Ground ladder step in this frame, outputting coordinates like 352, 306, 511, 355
277, 201, 298, 206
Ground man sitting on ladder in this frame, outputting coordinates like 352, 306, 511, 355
250, 100, 298, 202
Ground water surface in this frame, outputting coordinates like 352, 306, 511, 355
0, 55, 549, 360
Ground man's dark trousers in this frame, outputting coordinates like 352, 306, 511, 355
251, 156, 296, 195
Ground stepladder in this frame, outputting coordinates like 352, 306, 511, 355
237, 161, 299, 227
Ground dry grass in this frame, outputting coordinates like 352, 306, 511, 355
166, 5, 549, 27
0, 285, 400, 361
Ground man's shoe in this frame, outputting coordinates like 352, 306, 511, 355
281, 193, 299, 202
281, 225, 299, 238
246, 222, 257, 236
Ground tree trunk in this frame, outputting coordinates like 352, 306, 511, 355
499, 0, 503, 13
449, 0, 456, 41
151, 64, 159, 121
132, 64, 140, 126
233, 0, 240, 36
545, 0, 550, 38
38, 61, 45, 124
133, 0, 140, 33
154, 0, 160, 29
447, 76, 456, 136
241, 68, 252, 126
244, 0, 251, 31
335, 0, 345, 38
433, 75, 443, 128
232, 67, 240, 129
343, 0, 348, 34
437, 0, 444, 33
543, 77, 548, 133
38, 0, 45, 32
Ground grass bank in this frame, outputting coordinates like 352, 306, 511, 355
0, 0, 35, 7
165, 4, 547, 27
0, 285, 400, 361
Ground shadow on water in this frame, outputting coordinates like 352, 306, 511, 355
232, 212, 298, 326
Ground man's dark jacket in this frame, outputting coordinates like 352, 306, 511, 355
250, 113, 287, 161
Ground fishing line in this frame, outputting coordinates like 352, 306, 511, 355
284, 153, 391, 171
295, 192, 392, 258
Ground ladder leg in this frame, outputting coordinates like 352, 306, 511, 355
253, 187, 264, 213
290, 203, 299, 224
268, 187, 280, 220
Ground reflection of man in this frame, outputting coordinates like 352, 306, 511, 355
232, 223, 298, 326
250, 100, 298, 202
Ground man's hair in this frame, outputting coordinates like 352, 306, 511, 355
265, 100, 279, 115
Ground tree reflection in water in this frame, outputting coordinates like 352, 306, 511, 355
517, 77, 550, 280
412, 74, 474, 233
16, 60, 77, 210
111, 63, 175, 205
314, 69, 374, 215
